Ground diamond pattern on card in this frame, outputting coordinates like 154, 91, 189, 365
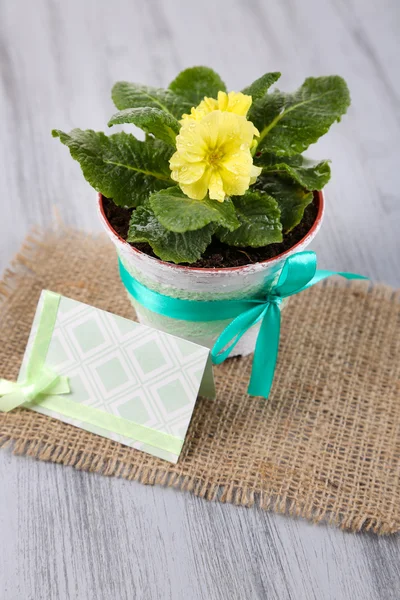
18, 292, 214, 463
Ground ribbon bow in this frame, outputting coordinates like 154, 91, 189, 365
0, 291, 70, 412
211, 251, 367, 398
119, 251, 367, 399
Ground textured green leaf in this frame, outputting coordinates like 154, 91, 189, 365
112, 82, 191, 120
168, 66, 227, 105
255, 175, 313, 232
251, 76, 350, 156
127, 205, 215, 264
254, 152, 331, 190
217, 190, 282, 247
242, 72, 281, 102
52, 129, 173, 207
108, 107, 180, 145
149, 186, 240, 233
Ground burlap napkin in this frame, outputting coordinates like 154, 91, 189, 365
1, 226, 399, 533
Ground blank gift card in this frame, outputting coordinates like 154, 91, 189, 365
16, 290, 215, 463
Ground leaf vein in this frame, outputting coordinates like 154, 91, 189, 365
257, 90, 335, 144
104, 158, 171, 181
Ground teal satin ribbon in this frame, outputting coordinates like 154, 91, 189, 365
0, 291, 70, 412
119, 251, 367, 399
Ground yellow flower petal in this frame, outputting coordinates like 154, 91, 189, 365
203, 97, 219, 112
180, 97, 218, 124
198, 111, 256, 153
218, 91, 252, 116
173, 161, 206, 184
180, 170, 211, 200
208, 171, 225, 202
221, 151, 252, 176
221, 168, 251, 197
250, 164, 262, 184
181, 91, 253, 123
217, 91, 229, 111
170, 108, 260, 202
176, 126, 207, 155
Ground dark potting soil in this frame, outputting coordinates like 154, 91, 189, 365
103, 194, 318, 269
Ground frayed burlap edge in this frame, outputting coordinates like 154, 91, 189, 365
1, 224, 399, 535
1, 434, 389, 534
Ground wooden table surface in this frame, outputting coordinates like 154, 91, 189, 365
1, 1, 399, 598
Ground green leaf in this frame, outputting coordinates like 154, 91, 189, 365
217, 190, 282, 247
169, 66, 227, 105
112, 81, 191, 120
52, 129, 173, 207
149, 186, 240, 233
108, 107, 180, 145
251, 76, 350, 156
254, 152, 331, 190
242, 72, 281, 102
127, 204, 215, 264
255, 175, 313, 232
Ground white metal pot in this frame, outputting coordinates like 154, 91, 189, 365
98, 192, 325, 356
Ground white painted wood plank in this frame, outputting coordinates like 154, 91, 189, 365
0, 0, 399, 598
1, 451, 399, 600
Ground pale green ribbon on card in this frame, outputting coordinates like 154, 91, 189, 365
0, 290, 183, 455
0, 291, 70, 412
32, 395, 183, 454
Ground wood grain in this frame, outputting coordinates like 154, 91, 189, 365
0, 0, 399, 598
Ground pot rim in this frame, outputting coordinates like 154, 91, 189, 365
98, 190, 324, 273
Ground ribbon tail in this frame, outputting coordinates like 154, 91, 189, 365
211, 304, 267, 365
0, 371, 70, 413
0, 379, 25, 412
0, 379, 18, 395
43, 375, 70, 396
0, 389, 27, 412
300, 269, 368, 292
248, 303, 281, 399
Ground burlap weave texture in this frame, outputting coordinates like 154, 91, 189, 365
1, 227, 399, 533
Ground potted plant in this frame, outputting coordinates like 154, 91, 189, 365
53, 67, 350, 355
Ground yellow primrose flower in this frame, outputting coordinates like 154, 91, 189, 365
170, 110, 262, 202
181, 91, 252, 123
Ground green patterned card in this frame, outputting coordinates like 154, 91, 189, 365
17, 291, 215, 463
